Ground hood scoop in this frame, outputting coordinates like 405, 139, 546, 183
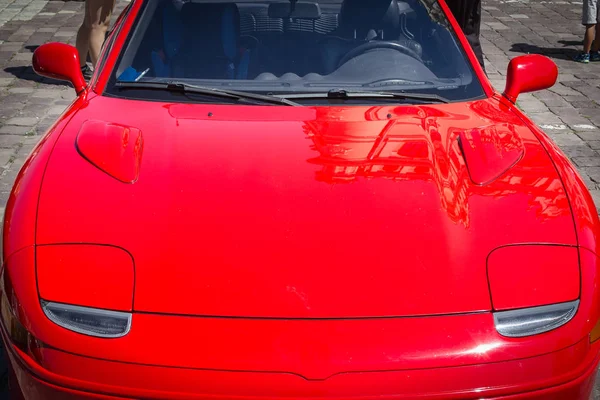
458, 124, 524, 185
76, 120, 144, 183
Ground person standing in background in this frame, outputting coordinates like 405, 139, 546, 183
75, 0, 116, 80
444, 0, 486, 72
574, 0, 599, 63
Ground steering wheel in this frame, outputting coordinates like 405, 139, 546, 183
337, 40, 422, 69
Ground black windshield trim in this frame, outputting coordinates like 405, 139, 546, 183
277, 89, 450, 103
115, 81, 302, 106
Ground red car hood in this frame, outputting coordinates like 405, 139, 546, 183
36, 96, 575, 318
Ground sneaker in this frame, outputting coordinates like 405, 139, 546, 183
591, 51, 600, 62
80, 64, 93, 80
574, 52, 590, 63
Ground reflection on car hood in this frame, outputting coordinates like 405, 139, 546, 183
36, 96, 576, 318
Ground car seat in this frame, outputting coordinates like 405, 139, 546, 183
338, 0, 401, 40
154, 2, 254, 80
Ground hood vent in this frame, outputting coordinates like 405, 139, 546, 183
76, 120, 144, 183
458, 125, 524, 185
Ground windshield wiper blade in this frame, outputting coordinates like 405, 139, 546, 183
115, 81, 301, 106
279, 89, 449, 103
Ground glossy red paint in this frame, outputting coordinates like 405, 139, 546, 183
2, 245, 600, 399
3, 242, 598, 376
32, 43, 86, 94
3, 336, 600, 399
36, 244, 135, 311
4, 0, 600, 398
503, 54, 559, 103
76, 120, 144, 183
34, 98, 576, 318
487, 245, 580, 311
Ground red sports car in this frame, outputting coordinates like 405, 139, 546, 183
1, 0, 599, 398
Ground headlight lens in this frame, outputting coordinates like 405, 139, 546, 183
42, 301, 131, 338
494, 300, 579, 338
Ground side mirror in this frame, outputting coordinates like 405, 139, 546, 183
503, 54, 558, 103
32, 42, 87, 95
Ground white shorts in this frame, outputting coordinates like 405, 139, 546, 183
583, 0, 600, 25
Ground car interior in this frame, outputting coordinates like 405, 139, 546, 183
117, 0, 473, 87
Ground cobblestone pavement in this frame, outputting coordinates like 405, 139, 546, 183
0, 0, 599, 396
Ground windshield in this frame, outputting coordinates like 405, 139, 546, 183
107, 0, 484, 104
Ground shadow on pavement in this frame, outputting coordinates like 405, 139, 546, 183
509, 43, 580, 61
11, 46, 69, 85
4, 66, 69, 87
5, 45, 69, 86
557, 40, 583, 47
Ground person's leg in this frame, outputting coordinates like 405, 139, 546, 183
75, 0, 91, 69
87, 0, 116, 67
591, 12, 600, 60
584, 24, 596, 53
577, 0, 597, 61
593, 8, 600, 52
575, 25, 595, 62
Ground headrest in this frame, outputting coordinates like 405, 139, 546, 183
180, 2, 240, 60
339, 0, 400, 38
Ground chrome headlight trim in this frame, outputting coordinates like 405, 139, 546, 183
42, 301, 132, 338
493, 300, 579, 338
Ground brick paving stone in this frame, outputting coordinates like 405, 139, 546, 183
0, 134, 28, 148
576, 130, 600, 144
560, 145, 599, 158
0, 125, 30, 135
1, 42, 23, 51
0, 148, 14, 168
589, 190, 600, 212
549, 84, 583, 96
573, 157, 600, 167
0, 103, 21, 120
27, 96, 55, 106
556, 73, 580, 82
5, 116, 38, 126
583, 167, 600, 184
529, 112, 566, 126
7, 86, 32, 94
588, 140, 600, 150
547, 132, 589, 147
590, 116, 600, 127
30, 88, 58, 98
518, 99, 549, 112
46, 104, 66, 115
540, 97, 573, 107
548, 106, 581, 116
578, 108, 600, 118
9, 78, 36, 88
